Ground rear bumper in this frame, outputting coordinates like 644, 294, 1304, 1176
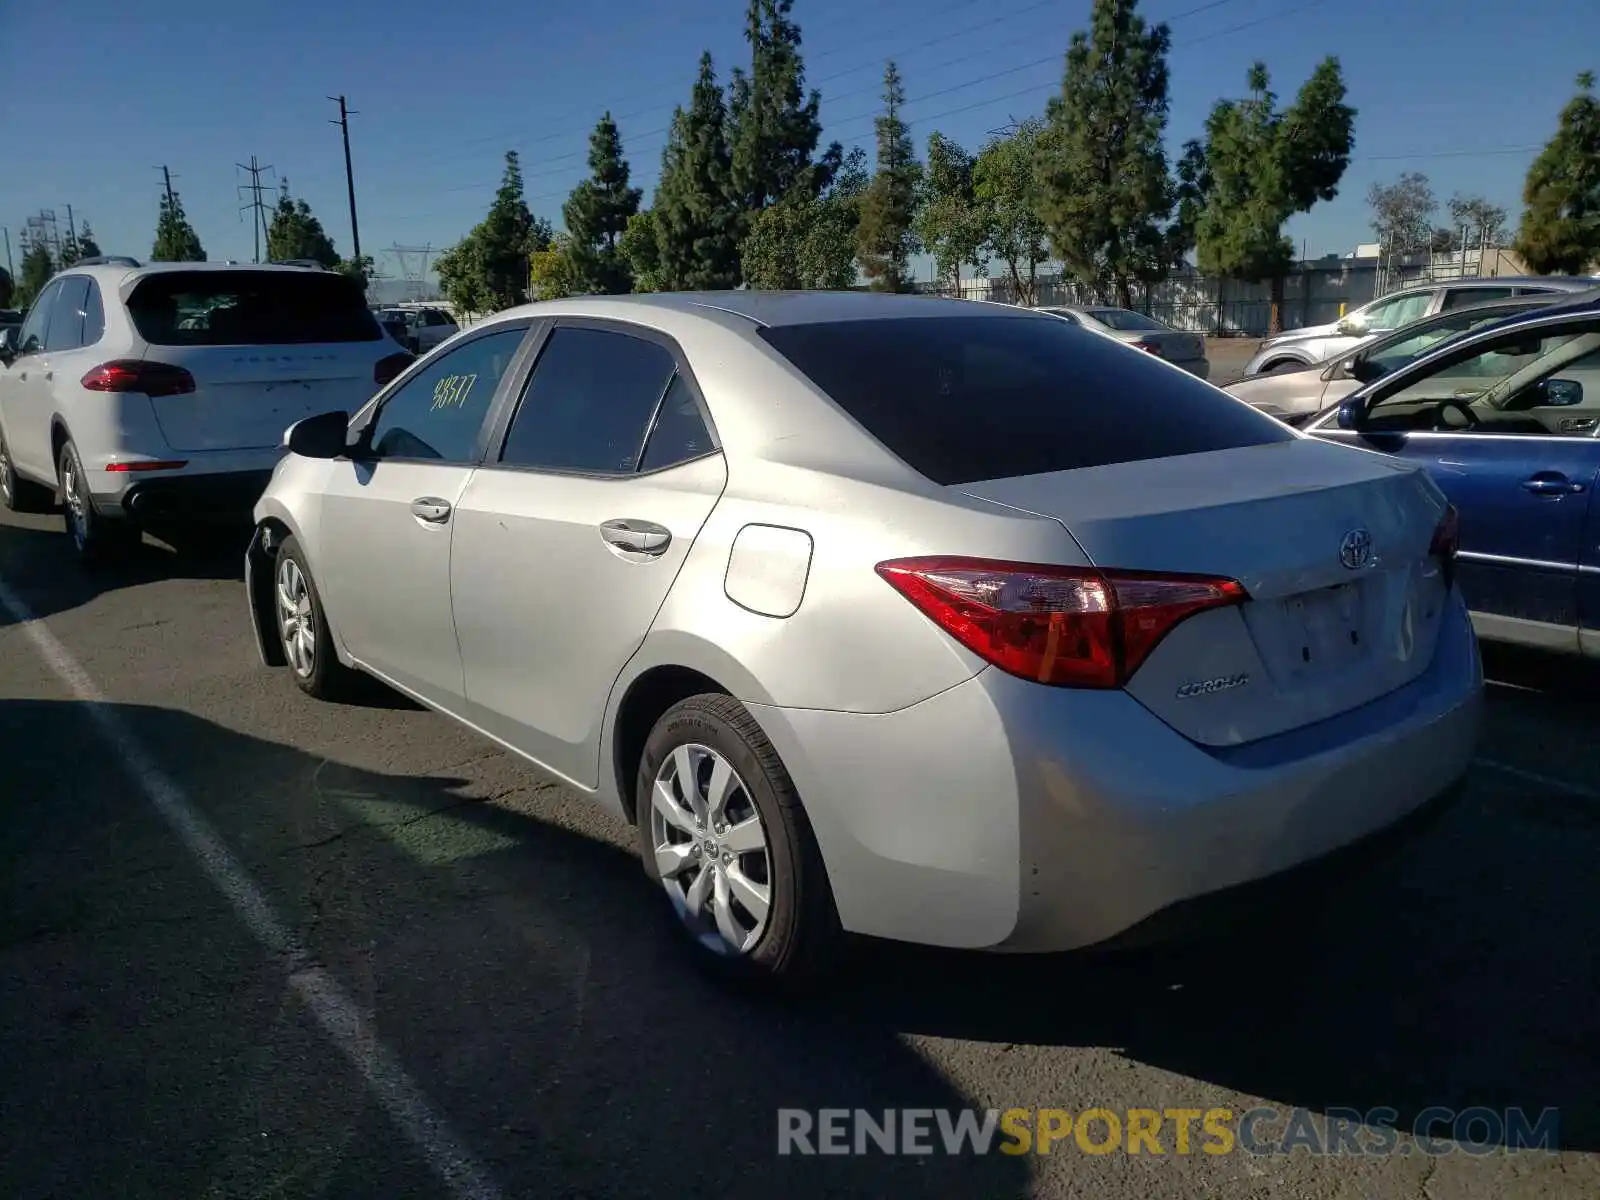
93, 469, 275, 523
748, 589, 1482, 953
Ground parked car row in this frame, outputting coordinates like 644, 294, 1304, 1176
7, 262, 1594, 993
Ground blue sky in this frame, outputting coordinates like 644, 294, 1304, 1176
3, 0, 1593, 285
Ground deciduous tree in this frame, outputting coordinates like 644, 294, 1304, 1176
914, 132, 988, 293
530, 236, 582, 300
1514, 71, 1600, 274
563, 113, 643, 294
1366, 172, 1437, 255
620, 211, 666, 292
1447, 194, 1508, 250
1195, 59, 1355, 331
1036, 0, 1174, 306
267, 187, 341, 266
973, 119, 1050, 306
151, 191, 206, 262
856, 62, 921, 291
741, 147, 867, 289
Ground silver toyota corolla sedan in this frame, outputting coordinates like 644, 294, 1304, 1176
246, 291, 1482, 989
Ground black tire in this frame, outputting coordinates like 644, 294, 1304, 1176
636, 693, 844, 992
0, 429, 54, 514
273, 534, 359, 700
57, 439, 139, 566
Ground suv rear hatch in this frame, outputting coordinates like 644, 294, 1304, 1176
126, 270, 390, 452
959, 438, 1453, 746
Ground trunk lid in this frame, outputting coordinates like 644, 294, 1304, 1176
958, 439, 1453, 746
143, 345, 381, 451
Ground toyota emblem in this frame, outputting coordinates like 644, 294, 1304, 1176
1339, 528, 1373, 570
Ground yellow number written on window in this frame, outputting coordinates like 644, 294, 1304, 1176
431, 373, 479, 412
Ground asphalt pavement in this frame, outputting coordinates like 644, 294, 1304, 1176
1, 506, 1597, 1200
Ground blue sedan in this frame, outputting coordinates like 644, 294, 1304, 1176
1304, 299, 1600, 657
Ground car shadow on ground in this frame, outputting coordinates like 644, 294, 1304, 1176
0, 515, 249, 627
1, 698, 1030, 1199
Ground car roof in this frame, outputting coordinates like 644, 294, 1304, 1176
1388, 274, 1598, 297
482, 290, 1043, 331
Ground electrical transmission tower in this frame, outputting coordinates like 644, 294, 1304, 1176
24, 211, 62, 265
236, 156, 276, 263
386, 243, 434, 301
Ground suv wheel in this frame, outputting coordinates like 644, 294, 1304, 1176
57, 439, 139, 566
636, 694, 843, 991
0, 431, 54, 514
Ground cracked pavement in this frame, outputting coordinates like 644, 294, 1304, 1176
1, 507, 1597, 1199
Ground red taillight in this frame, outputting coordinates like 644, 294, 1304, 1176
81, 360, 195, 397
105, 460, 188, 473
375, 351, 414, 386
1430, 503, 1460, 588
1132, 340, 1161, 353
875, 556, 1248, 690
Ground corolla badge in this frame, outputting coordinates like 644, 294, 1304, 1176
1339, 528, 1373, 570
1175, 672, 1250, 699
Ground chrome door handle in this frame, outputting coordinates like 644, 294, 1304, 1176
599, 518, 671, 555
1521, 475, 1585, 496
410, 496, 453, 523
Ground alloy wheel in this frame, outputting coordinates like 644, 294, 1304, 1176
650, 743, 773, 956
276, 557, 316, 677
61, 457, 87, 550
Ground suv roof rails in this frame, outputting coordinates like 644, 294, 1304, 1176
73, 255, 142, 268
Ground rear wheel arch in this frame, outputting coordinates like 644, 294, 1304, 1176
612, 665, 731, 825
1260, 355, 1310, 374
49, 417, 71, 467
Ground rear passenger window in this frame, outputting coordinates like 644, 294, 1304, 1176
758, 316, 1292, 486
500, 327, 678, 474
45, 277, 90, 351
640, 377, 714, 471
366, 326, 527, 462
82, 282, 105, 345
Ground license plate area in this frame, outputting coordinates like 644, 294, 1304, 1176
1280, 581, 1369, 678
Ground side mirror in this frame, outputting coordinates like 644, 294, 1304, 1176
1336, 317, 1363, 337
284, 409, 352, 459
1336, 394, 1367, 431
1542, 378, 1583, 407
1344, 356, 1383, 383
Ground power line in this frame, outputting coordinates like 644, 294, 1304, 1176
411, 0, 1251, 181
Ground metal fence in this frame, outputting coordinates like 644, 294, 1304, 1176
922, 262, 1383, 336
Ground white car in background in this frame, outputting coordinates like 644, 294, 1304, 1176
1038, 304, 1210, 379
0, 259, 413, 563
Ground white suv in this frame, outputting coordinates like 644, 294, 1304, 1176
0, 260, 413, 563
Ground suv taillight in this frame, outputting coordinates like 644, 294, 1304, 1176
1131, 339, 1161, 354
1430, 503, 1460, 589
375, 351, 414, 386
81, 360, 195, 397
875, 556, 1248, 689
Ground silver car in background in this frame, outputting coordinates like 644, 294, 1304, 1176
1242, 275, 1596, 377
247, 292, 1480, 990
1039, 304, 1210, 378
1226, 292, 1583, 425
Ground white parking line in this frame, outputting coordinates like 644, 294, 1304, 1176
1476, 757, 1600, 801
0, 578, 503, 1200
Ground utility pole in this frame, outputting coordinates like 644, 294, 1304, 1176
64, 204, 77, 261
236, 156, 276, 263
329, 95, 361, 264
159, 165, 176, 205
3, 227, 13, 278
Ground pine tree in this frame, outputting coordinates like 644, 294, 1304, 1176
16, 241, 54, 309
1194, 59, 1354, 331
855, 62, 920, 292
1036, 0, 1174, 307
435, 151, 553, 314
266, 187, 341, 266
563, 113, 643, 295
653, 52, 742, 290
1514, 71, 1600, 275
727, 0, 840, 220
151, 191, 206, 262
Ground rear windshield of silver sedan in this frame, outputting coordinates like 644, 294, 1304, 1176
127, 271, 382, 346
757, 315, 1292, 486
